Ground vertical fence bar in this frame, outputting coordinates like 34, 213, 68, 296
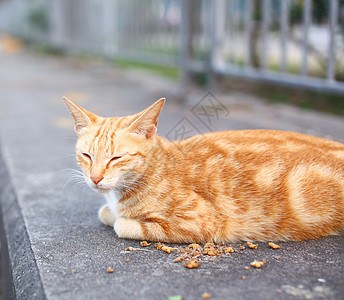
211, 0, 226, 68
209, 0, 226, 89
113, 0, 119, 56
134, 0, 139, 49
229, 0, 237, 64
103, 0, 114, 57
301, 0, 312, 76
154, 0, 161, 52
180, 0, 191, 88
205, 0, 212, 57
227, 0, 234, 64
142, 0, 148, 50
208, 0, 216, 89
48, 0, 63, 46
65, 0, 74, 46
327, 0, 338, 82
128, 0, 132, 49
260, 0, 270, 70
161, 0, 168, 55
280, 0, 289, 72
233, 0, 241, 65
199, 0, 205, 54
245, 0, 253, 68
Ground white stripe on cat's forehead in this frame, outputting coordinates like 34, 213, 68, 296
113, 144, 118, 155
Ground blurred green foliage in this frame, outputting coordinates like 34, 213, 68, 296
223, 77, 344, 115
28, 7, 49, 32
114, 59, 180, 80
290, 0, 344, 24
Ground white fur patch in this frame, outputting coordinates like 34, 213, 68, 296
105, 190, 121, 220
114, 218, 144, 240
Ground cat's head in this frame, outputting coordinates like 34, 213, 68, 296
63, 97, 165, 194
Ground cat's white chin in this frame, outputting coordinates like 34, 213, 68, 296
93, 187, 110, 194
87, 183, 111, 194
85, 178, 112, 194
94, 188, 111, 194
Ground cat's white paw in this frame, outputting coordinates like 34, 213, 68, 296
98, 205, 116, 226
114, 218, 144, 240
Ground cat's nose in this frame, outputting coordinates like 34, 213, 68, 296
91, 175, 104, 185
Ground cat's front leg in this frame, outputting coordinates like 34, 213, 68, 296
99, 190, 120, 227
114, 218, 145, 240
98, 205, 116, 227
114, 218, 171, 241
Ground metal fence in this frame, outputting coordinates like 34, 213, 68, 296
0, 0, 344, 94
209, 0, 344, 94
47, 0, 182, 67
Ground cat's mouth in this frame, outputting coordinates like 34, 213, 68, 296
94, 186, 111, 194
89, 183, 112, 194
86, 177, 114, 193
87, 177, 129, 194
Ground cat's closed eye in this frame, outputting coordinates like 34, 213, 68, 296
82, 152, 92, 160
110, 156, 121, 162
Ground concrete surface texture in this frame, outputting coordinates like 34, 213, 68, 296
0, 51, 343, 300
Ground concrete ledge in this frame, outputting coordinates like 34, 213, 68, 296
0, 52, 343, 299
0, 145, 45, 300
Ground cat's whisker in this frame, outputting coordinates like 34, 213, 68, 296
61, 136, 78, 142
59, 154, 78, 159
59, 168, 89, 194
61, 178, 84, 192
55, 168, 84, 177
67, 180, 89, 194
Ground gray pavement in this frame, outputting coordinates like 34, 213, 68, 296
0, 51, 344, 300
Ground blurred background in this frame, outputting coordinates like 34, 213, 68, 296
0, 0, 344, 113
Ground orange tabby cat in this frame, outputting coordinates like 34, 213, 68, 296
63, 97, 344, 243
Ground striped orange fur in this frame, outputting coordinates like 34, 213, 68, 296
63, 97, 344, 243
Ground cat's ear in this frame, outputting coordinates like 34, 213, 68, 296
63, 97, 98, 134
128, 98, 165, 139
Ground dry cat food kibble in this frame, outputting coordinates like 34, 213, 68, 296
107, 267, 114, 273
154, 242, 164, 250
155, 242, 175, 253
173, 255, 186, 263
143, 242, 241, 268
125, 247, 136, 251
224, 246, 234, 253
188, 243, 202, 251
268, 242, 280, 249
168, 242, 240, 268
204, 249, 216, 256
140, 241, 151, 247
202, 292, 212, 299
203, 243, 218, 256
125, 246, 152, 252
183, 260, 201, 269
247, 242, 258, 249
250, 259, 267, 268
161, 246, 175, 253
124, 241, 281, 270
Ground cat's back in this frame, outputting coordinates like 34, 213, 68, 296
176, 129, 344, 241
182, 129, 344, 164
182, 129, 344, 185
196, 129, 343, 149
